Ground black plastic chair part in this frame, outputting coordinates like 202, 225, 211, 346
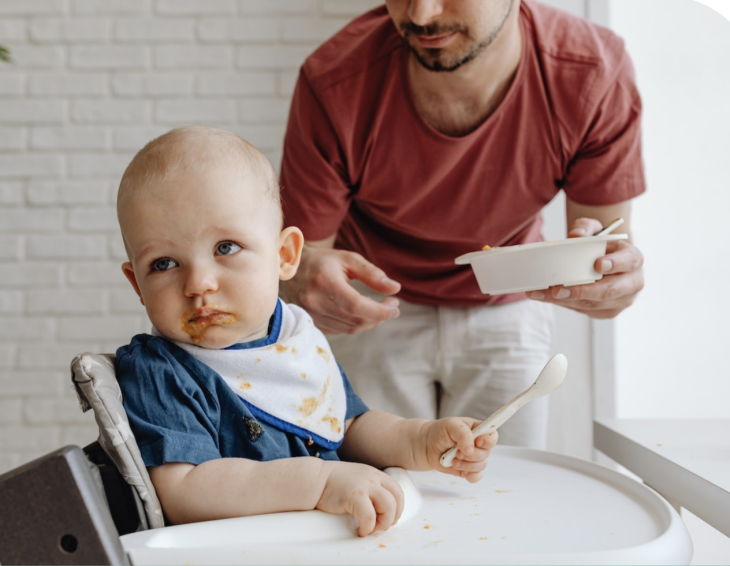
83, 441, 149, 536
0, 445, 129, 566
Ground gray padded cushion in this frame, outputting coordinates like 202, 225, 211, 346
71, 352, 165, 529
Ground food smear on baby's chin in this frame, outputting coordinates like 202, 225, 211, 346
181, 307, 237, 343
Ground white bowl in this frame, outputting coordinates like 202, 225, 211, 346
455, 234, 628, 295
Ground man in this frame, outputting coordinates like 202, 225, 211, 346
279, 0, 645, 448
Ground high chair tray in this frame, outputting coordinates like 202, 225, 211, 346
120, 446, 692, 565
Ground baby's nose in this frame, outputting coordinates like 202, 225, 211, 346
184, 266, 218, 297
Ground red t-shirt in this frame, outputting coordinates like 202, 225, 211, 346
280, 0, 645, 307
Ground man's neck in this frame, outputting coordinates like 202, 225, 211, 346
407, 7, 523, 137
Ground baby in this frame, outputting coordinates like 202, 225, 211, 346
115, 125, 497, 536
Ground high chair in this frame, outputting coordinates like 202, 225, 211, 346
21, 351, 689, 565
70, 352, 165, 534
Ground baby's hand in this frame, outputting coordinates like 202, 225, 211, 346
421, 418, 498, 483
317, 461, 404, 537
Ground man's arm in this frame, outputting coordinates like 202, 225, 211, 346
279, 68, 404, 335
279, 235, 402, 334
527, 197, 644, 318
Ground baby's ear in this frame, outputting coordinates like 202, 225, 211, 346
121, 262, 145, 305
278, 226, 304, 280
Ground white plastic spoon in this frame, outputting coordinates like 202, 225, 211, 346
440, 353, 568, 468
595, 217, 624, 236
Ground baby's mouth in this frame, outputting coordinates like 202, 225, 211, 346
181, 307, 237, 342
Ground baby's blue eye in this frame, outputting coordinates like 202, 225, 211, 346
151, 258, 177, 272
216, 242, 242, 256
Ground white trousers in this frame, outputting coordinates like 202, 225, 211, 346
329, 296, 556, 449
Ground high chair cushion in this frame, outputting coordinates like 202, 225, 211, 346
71, 352, 165, 529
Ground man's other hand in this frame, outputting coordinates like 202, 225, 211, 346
279, 244, 401, 334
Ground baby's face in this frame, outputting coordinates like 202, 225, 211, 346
120, 163, 288, 349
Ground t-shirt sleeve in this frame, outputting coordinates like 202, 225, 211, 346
338, 362, 369, 420
116, 339, 223, 468
279, 69, 353, 241
562, 48, 646, 205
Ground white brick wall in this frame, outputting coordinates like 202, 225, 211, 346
0, 0, 381, 473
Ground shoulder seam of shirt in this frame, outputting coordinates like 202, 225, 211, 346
522, 0, 625, 75
300, 5, 403, 94
538, 49, 605, 69
578, 46, 632, 126
304, 42, 403, 94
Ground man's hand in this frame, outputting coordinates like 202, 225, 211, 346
416, 418, 498, 484
528, 217, 644, 318
279, 244, 401, 334
317, 461, 404, 537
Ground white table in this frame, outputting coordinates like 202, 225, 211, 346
594, 419, 730, 538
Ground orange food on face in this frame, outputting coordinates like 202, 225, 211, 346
180, 309, 237, 343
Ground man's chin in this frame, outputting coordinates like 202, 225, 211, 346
409, 46, 473, 72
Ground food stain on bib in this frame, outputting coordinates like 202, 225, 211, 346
299, 375, 331, 417
316, 345, 330, 363
321, 415, 341, 434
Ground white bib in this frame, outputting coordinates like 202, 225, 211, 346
170, 301, 347, 449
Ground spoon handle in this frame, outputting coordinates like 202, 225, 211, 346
595, 217, 624, 236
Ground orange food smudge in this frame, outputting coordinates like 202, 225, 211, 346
180, 307, 237, 343
316, 345, 330, 363
299, 375, 330, 417
321, 415, 341, 433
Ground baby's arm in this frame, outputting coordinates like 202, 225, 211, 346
339, 411, 498, 483
149, 455, 404, 536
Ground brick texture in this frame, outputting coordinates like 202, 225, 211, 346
0, 0, 381, 474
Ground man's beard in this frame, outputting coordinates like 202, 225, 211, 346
399, 0, 514, 72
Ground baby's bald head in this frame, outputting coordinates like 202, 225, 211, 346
117, 126, 282, 249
